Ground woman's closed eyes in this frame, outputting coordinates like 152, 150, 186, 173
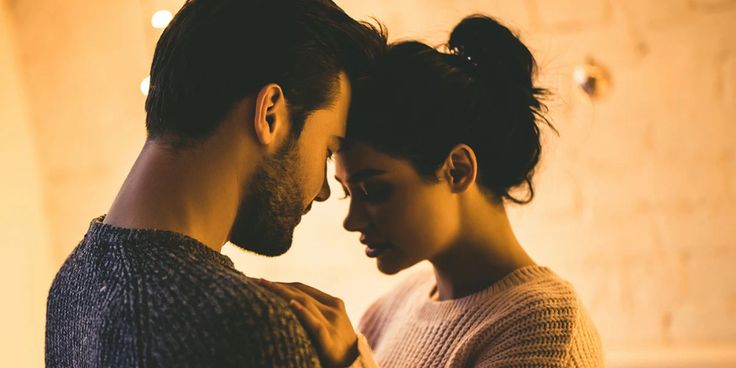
340, 182, 393, 204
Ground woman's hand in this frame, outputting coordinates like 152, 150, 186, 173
258, 279, 359, 368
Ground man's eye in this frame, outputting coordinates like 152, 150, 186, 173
327, 149, 334, 161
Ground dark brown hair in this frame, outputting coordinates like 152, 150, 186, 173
348, 15, 553, 204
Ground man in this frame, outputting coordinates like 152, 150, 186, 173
45, 0, 385, 366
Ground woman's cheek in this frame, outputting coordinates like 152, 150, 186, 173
384, 195, 434, 254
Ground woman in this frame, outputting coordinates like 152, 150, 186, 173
260, 15, 604, 368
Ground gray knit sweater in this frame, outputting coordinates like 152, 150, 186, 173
46, 217, 321, 368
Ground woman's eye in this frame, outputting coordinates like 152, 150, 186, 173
339, 182, 392, 203
359, 183, 392, 203
327, 149, 334, 161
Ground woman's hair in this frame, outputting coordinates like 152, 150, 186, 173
347, 15, 553, 204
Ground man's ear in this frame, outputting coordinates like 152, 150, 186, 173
440, 144, 478, 193
253, 83, 289, 149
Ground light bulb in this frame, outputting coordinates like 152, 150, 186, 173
152, 10, 173, 29
573, 58, 611, 100
140, 76, 150, 96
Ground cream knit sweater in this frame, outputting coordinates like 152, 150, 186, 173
351, 265, 604, 368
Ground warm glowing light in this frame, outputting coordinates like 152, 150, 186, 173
140, 76, 150, 96
151, 10, 173, 29
572, 57, 611, 99
572, 66, 588, 86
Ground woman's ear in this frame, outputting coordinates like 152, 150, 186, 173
253, 83, 289, 149
441, 144, 478, 193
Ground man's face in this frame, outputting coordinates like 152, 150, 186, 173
229, 73, 351, 256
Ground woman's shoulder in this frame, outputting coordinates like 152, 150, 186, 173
468, 266, 604, 367
476, 266, 586, 328
482, 265, 580, 306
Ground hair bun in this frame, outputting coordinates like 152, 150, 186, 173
448, 15, 534, 90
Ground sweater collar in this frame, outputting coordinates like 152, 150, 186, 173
85, 215, 235, 268
415, 265, 556, 321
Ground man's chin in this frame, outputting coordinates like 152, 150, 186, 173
228, 230, 295, 257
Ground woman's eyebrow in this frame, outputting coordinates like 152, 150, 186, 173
335, 169, 386, 184
331, 136, 345, 152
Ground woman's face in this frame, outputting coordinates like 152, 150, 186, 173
334, 142, 461, 275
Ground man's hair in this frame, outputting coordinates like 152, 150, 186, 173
144, 0, 386, 146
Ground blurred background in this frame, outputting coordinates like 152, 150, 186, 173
1, 0, 735, 367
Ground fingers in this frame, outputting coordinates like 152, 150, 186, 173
256, 280, 331, 347
256, 279, 349, 327
289, 299, 329, 342
285, 282, 342, 308
259, 279, 341, 309
259, 280, 314, 307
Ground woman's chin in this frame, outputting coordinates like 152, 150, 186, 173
376, 256, 416, 276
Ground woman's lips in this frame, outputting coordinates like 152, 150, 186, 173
364, 242, 391, 258
361, 235, 392, 258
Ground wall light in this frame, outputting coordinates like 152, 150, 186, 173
573, 57, 612, 100
140, 76, 150, 96
151, 10, 173, 29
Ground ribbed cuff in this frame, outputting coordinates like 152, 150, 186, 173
347, 333, 379, 368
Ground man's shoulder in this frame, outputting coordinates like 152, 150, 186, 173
47, 223, 323, 367
139, 264, 322, 366
51, 233, 311, 342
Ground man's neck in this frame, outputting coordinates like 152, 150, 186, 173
104, 139, 254, 252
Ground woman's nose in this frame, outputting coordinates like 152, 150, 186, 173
343, 200, 368, 232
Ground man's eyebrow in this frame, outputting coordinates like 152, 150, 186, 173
335, 169, 386, 184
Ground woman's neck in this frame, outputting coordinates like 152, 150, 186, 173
429, 197, 535, 301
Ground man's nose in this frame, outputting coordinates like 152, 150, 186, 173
315, 176, 331, 202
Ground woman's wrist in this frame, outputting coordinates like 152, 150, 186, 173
335, 336, 360, 367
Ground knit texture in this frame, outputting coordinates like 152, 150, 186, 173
357, 266, 604, 367
45, 217, 321, 368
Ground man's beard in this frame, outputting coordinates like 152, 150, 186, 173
228, 136, 305, 257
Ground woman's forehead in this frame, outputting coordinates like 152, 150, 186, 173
334, 143, 418, 183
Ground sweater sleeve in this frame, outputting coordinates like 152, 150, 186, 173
347, 333, 380, 368
471, 296, 603, 368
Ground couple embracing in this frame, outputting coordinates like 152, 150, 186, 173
46, 0, 604, 367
